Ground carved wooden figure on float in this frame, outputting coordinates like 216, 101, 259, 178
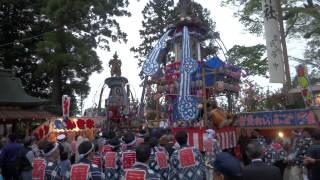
109, 52, 122, 77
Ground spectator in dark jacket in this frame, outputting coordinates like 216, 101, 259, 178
213, 152, 242, 180
243, 141, 282, 180
0, 134, 22, 180
18, 136, 38, 180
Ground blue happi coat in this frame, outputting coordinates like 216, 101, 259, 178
44, 160, 63, 180
168, 145, 206, 180
149, 146, 170, 180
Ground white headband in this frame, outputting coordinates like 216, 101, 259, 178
43, 143, 59, 157
79, 143, 94, 159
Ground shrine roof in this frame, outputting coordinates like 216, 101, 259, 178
0, 109, 52, 121
0, 69, 48, 106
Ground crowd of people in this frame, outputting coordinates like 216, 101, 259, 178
0, 127, 319, 180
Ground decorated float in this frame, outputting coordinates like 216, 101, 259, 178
237, 65, 320, 138
104, 52, 139, 129
33, 95, 99, 141
141, 0, 240, 151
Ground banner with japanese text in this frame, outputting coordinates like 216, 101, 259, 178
262, 0, 285, 83
238, 108, 319, 128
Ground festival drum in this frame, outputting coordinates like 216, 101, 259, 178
210, 108, 226, 127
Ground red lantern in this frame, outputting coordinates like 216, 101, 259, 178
86, 119, 95, 129
43, 125, 49, 134
66, 120, 76, 130
77, 119, 86, 129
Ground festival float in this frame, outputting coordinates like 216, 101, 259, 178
33, 95, 98, 141
238, 65, 320, 138
33, 52, 140, 141
141, 0, 240, 151
104, 52, 139, 129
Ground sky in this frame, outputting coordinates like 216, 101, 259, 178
82, 0, 307, 113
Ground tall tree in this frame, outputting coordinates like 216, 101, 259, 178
0, 0, 51, 98
221, 0, 320, 70
0, 0, 131, 115
131, 0, 175, 68
227, 44, 268, 77
36, 0, 130, 115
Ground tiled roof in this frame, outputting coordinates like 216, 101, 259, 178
0, 109, 53, 121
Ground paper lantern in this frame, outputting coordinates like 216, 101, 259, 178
66, 120, 76, 130
86, 119, 95, 129
77, 119, 86, 129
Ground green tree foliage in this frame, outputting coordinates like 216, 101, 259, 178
0, 0, 51, 98
131, 0, 175, 68
221, 0, 320, 72
227, 44, 268, 77
0, 0, 130, 115
221, 0, 320, 37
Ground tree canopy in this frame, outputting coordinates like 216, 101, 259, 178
0, 0, 130, 115
221, 0, 320, 72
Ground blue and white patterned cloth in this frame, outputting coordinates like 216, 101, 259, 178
44, 160, 63, 180
59, 159, 71, 179
263, 143, 287, 165
168, 145, 206, 180
149, 146, 170, 180
293, 137, 312, 166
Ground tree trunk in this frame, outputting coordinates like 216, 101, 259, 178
52, 64, 62, 114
